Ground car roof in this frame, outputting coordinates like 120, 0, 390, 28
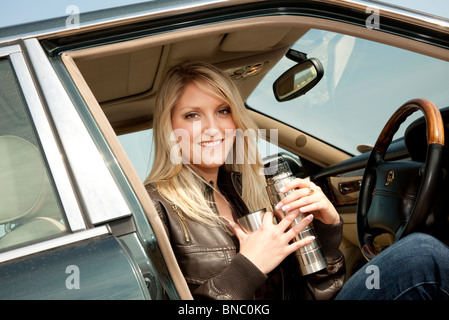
1, 0, 448, 43
0, 0, 246, 42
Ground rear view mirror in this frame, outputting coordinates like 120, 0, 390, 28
273, 57, 324, 102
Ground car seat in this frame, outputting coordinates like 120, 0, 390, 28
0, 136, 66, 249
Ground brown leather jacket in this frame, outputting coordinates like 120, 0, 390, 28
146, 167, 345, 300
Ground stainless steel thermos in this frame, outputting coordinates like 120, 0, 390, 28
264, 157, 327, 275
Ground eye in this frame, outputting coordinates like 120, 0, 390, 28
217, 107, 231, 116
184, 112, 199, 120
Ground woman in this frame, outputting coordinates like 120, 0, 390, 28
144, 61, 345, 300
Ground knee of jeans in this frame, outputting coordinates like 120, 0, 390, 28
398, 232, 445, 259
401, 232, 438, 247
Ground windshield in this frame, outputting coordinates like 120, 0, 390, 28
247, 29, 449, 155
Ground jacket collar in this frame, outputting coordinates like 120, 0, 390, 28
201, 166, 248, 219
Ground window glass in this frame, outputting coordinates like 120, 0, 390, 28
0, 58, 67, 250
119, 129, 155, 181
247, 29, 449, 155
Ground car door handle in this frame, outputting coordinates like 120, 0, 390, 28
339, 180, 362, 195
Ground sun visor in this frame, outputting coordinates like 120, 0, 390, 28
75, 46, 163, 103
220, 28, 292, 52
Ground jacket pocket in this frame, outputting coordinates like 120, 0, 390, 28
176, 248, 236, 285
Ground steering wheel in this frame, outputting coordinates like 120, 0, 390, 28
357, 98, 445, 260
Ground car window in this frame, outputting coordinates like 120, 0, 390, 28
247, 29, 449, 155
0, 58, 67, 250
119, 129, 155, 181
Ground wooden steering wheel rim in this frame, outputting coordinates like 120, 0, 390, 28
357, 98, 444, 261
374, 99, 444, 153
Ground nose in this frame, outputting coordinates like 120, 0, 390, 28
203, 127, 220, 138
202, 114, 220, 137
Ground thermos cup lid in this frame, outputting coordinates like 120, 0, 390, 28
263, 156, 291, 178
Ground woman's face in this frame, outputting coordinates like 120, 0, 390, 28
171, 82, 236, 174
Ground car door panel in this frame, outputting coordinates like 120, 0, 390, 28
0, 235, 149, 299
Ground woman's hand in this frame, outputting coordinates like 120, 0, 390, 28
232, 210, 315, 275
274, 178, 340, 225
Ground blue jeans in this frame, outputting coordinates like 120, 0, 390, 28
336, 232, 449, 300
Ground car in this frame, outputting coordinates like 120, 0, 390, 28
0, 0, 448, 300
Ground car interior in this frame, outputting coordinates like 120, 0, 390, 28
0, 136, 67, 249
0, 59, 68, 252
55, 14, 449, 299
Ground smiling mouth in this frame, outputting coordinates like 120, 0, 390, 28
200, 139, 224, 148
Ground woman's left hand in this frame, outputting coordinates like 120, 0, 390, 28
274, 178, 340, 225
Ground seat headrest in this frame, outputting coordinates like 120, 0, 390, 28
0, 136, 46, 224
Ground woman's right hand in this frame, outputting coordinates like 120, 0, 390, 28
232, 210, 315, 275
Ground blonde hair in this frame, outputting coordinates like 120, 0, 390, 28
144, 61, 271, 225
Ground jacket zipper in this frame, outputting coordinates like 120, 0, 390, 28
211, 189, 220, 216
209, 184, 236, 237
172, 204, 190, 242
230, 172, 247, 206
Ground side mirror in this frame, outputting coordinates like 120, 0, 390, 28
273, 57, 324, 102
